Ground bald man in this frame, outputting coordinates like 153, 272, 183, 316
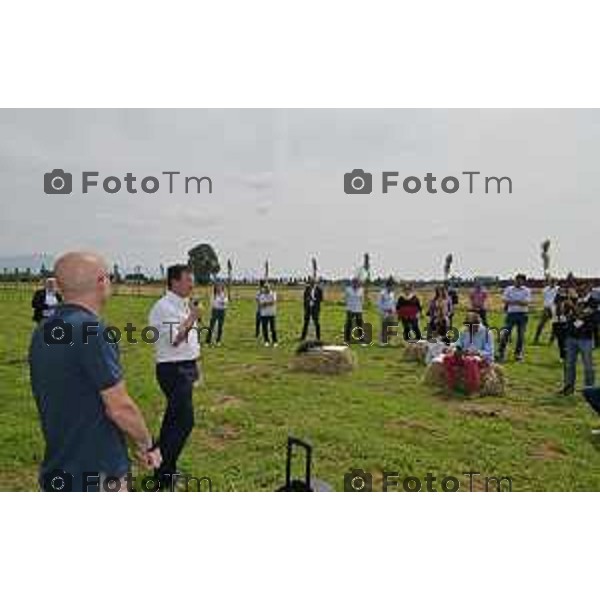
29, 251, 161, 491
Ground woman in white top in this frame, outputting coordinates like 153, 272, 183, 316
378, 278, 396, 345
207, 283, 228, 345
258, 283, 278, 346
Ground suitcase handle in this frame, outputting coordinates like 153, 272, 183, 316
285, 436, 312, 489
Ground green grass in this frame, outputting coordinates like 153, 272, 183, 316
1, 287, 599, 491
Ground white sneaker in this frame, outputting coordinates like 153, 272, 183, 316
264, 342, 270, 347
273, 342, 279, 348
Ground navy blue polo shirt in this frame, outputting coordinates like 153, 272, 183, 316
29, 303, 129, 491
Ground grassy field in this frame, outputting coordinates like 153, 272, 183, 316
1, 284, 599, 491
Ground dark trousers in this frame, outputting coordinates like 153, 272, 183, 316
207, 308, 226, 343
428, 318, 448, 341
474, 308, 488, 327
564, 336, 595, 390
553, 322, 567, 360
498, 312, 529, 358
401, 318, 422, 342
344, 311, 364, 343
156, 360, 198, 478
534, 307, 554, 343
261, 315, 278, 343
255, 310, 261, 338
301, 306, 321, 340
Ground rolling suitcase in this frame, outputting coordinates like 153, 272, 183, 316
276, 436, 332, 492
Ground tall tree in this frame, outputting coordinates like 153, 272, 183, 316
188, 243, 220, 284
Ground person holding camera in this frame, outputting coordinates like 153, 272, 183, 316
149, 264, 201, 485
29, 252, 161, 491
560, 279, 597, 395
31, 276, 63, 323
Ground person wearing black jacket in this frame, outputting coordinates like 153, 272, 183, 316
396, 285, 422, 341
300, 278, 323, 341
561, 280, 597, 395
31, 277, 63, 322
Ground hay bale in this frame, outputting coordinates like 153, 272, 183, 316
290, 344, 356, 375
480, 364, 506, 396
403, 340, 429, 363
423, 360, 446, 387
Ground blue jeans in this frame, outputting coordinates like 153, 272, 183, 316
564, 337, 595, 390
499, 312, 528, 357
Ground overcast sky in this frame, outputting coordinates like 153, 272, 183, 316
0, 109, 598, 279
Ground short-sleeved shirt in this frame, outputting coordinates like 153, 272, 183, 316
258, 291, 277, 317
148, 291, 200, 363
29, 304, 128, 491
503, 285, 531, 313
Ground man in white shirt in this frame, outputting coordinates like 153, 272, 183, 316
148, 264, 200, 484
377, 278, 396, 345
533, 278, 558, 344
498, 273, 531, 362
344, 277, 366, 343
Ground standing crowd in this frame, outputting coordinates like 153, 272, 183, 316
27, 253, 600, 490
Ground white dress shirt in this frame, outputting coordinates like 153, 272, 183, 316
148, 291, 200, 363
542, 286, 558, 309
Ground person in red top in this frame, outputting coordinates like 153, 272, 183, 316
396, 284, 422, 341
469, 282, 489, 327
